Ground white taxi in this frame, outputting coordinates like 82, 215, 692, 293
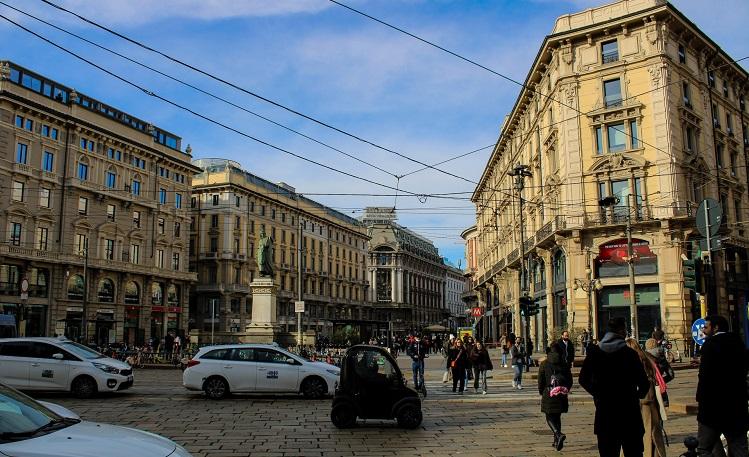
0, 337, 133, 398
183, 344, 339, 399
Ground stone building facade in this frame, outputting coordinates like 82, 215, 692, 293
0, 61, 197, 346
444, 263, 467, 331
362, 207, 447, 333
470, 0, 749, 351
189, 159, 371, 343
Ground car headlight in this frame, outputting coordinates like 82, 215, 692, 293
93, 362, 121, 374
326, 369, 340, 376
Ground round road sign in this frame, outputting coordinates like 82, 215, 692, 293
20, 278, 29, 293
692, 318, 707, 346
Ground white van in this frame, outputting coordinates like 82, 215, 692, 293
0, 337, 133, 398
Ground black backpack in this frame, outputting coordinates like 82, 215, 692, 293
656, 357, 675, 383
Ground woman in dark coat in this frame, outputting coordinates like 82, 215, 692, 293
538, 343, 573, 451
447, 338, 468, 394
469, 340, 493, 394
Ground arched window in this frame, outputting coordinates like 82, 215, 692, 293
167, 284, 180, 306
97, 278, 114, 302
151, 282, 163, 305
124, 281, 140, 305
67, 274, 84, 300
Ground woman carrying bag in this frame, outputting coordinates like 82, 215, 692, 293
538, 343, 573, 451
469, 340, 493, 394
447, 338, 468, 394
625, 338, 667, 457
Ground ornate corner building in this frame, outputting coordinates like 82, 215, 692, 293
470, 0, 749, 351
0, 61, 198, 345
189, 159, 371, 343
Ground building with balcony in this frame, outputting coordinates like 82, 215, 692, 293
0, 61, 198, 346
470, 0, 749, 351
362, 207, 447, 333
189, 159, 371, 343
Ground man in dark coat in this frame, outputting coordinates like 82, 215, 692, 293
406, 336, 428, 390
579, 317, 650, 457
559, 330, 575, 368
696, 315, 749, 456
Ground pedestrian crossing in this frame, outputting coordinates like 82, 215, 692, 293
420, 380, 589, 401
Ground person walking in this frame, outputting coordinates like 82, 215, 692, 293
499, 333, 509, 367
696, 315, 749, 456
579, 317, 650, 457
525, 337, 534, 372
406, 336, 428, 391
469, 340, 493, 394
559, 330, 575, 368
538, 343, 573, 451
581, 329, 591, 356
625, 338, 667, 457
511, 336, 525, 390
447, 338, 468, 394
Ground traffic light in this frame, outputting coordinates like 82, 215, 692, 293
519, 296, 540, 316
683, 258, 702, 293
527, 299, 541, 316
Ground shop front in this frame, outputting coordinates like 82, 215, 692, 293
124, 306, 141, 346
1, 303, 47, 337
597, 284, 661, 342
94, 310, 115, 347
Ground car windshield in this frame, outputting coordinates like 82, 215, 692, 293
0, 384, 66, 441
59, 342, 104, 360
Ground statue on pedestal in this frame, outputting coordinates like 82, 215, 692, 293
256, 228, 274, 277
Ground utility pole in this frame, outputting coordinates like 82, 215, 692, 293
509, 164, 533, 348
210, 298, 215, 345
81, 238, 89, 345
625, 193, 638, 340
297, 218, 304, 348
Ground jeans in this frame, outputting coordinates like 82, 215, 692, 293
697, 421, 749, 457
596, 433, 644, 457
513, 363, 524, 386
451, 367, 465, 392
411, 359, 424, 389
473, 367, 487, 391
501, 352, 508, 366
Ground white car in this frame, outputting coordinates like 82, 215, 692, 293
0, 382, 191, 457
0, 338, 133, 398
183, 344, 340, 399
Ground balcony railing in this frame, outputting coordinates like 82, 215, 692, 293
602, 53, 619, 64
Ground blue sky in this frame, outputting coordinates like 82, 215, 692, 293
1, 0, 747, 266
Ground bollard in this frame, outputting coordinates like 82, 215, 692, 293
679, 436, 699, 457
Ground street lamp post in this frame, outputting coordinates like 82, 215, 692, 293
508, 164, 533, 348
573, 268, 603, 339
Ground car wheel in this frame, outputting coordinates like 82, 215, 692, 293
203, 376, 229, 400
301, 377, 327, 399
71, 376, 97, 399
330, 403, 357, 428
396, 403, 422, 429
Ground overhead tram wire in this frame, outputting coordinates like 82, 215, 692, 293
35, 0, 482, 187
0, 0, 398, 180
0, 14, 425, 198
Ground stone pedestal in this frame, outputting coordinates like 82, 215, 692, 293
239, 277, 280, 344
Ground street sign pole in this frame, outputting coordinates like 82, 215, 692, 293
696, 198, 722, 317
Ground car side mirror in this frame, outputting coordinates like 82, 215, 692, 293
286, 358, 297, 365
52, 353, 64, 360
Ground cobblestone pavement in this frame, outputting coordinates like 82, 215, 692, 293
32, 357, 702, 457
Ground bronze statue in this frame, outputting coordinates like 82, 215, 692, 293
256, 228, 274, 277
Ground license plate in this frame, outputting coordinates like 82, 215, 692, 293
127, 375, 133, 382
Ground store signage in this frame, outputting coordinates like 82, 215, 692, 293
471, 307, 483, 317
151, 306, 182, 313
599, 238, 656, 264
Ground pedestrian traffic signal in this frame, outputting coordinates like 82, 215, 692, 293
519, 296, 540, 316
683, 258, 702, 293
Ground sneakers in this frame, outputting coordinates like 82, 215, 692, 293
482, 390, 487, 395
516, 384, 523, 390
556, 433, 566, 451
512, 381, 517, 388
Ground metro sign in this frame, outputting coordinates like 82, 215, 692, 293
471, 307, 483, 317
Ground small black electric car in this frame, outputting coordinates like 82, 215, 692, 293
330, 345, 422, 429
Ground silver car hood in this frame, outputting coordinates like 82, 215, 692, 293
0, 422, 177, 457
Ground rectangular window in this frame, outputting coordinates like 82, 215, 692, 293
174, 222, 181, 238
235, 196, 241, 207
250, 220, 255, 233
131, 244, 140, 264
156, 249, 164, 269
607, 123, 626, 152
78, 196, 88, 215
51, 128, 58, 140
210, 237, 218, 253
601, 40, 618, 63
211, 215, 219, 228
12, 181, 24, 202
16, 143, 28, 164
723, 81, 729, 98
708, 71, 715, 88
42, 151, 54, 172
15, 115, 23, 128
735, 199, 742, 223
726, 113, 733, 134
272, 209, 276, 219
106, 171, 116, 188
595, 127, 603, 154
107, 148, 115, 159
629, 120, 639, 148
106, 204, 116, 221
25, 119, 33, 131
77, 162, 88, 181
131, 180, 141, 196
235, 216, 241, 230
36, 227, 48, 251
191, 197, 197, 208
682, 82, 692, 108
159, 188, 167, 204
175, 193, 182, 209
158, 218, 165, 234
678, 44, 686, 64
39, 187, 50, 208
105, 239, 115, 260
10, 223, 22, 246
75, 234, 87, 255
133, 210, 141, 228
685, 125, 695, 152
212, 194, 219, 206
716, 143, 724, 168
260, 205, 266, 216
41, 125, 49, 137
604, 78, 622, 107
172, 253, 180, 271
730, 150, 738, 177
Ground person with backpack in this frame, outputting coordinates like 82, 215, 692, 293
538, 343, 573, 451
511, 336, 525, 390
